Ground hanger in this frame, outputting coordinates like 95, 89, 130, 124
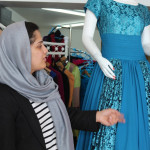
46, 62, 50, 67
82, 69, 91, 77
48, 25, 60, 35
60, 56, 69, 66
56, 61, 65, 72
44, 67, 51, 73
45, 62, 51, 73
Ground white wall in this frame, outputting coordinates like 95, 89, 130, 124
138, 0, 150, 6
7, 7, 27, 22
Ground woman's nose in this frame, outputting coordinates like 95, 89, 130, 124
43, 45, 48, 54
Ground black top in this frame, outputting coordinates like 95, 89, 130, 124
0, 83, 99, 150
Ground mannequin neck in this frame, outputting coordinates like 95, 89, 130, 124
113, 0, 139, 6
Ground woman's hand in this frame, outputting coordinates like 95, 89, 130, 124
97, 57, 116, 79
96, 109, 125, 126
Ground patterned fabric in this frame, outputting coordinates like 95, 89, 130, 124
139, 61, 150, 134
91, 60, 122, 149
145, 7, 150, 27
84, 0, 150, 36
84, 0, 101, 19
90, 60, 150, 150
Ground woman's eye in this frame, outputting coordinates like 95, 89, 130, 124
38, 45, 42, 48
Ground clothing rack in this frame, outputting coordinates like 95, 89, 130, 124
70, 48, 95, 74
48, 25, 72, 61
43, 36, 69, 57
70, 48, 93, 62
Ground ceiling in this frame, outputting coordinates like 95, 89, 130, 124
0, 1, 85, 9
1, 1, 86, 30
9, 7, 85, 28
0, 1, 150, 31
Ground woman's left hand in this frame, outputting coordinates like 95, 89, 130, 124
96, 109, 125, 126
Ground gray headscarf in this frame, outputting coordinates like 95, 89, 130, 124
0, 21, 74, 150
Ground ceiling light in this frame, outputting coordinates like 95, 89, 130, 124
62, 23, 84, 28
42, 8, 85, 17
56, 26, 62, 29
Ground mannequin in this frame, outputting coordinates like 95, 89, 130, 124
82, 10, 150, 79
142, 26, 150, 56
76, 0, 150, 149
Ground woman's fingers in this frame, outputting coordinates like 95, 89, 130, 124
112, 110, 125, 123
118, 114, 125, 123
106, 109, 125, 125
98, 109, 125, 126
108, 112, 125, 125
108, 114, 118, 125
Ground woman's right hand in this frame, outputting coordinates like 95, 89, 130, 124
97, 56, 116, 79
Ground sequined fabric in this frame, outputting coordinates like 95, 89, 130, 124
84, 0, 150, 36
91, 60, 122, 150
91, 60, 150, 150
139, 61, 150, 135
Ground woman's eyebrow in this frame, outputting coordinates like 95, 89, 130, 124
37, 41, 43, 44
34, 40, 43, 45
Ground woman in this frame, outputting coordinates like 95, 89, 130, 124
0, 21, 124, 150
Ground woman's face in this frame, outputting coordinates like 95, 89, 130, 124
31, 30, 48, 74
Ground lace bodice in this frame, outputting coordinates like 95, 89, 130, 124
85, 0, 150, 36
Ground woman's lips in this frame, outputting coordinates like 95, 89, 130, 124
43, 58, 46, 62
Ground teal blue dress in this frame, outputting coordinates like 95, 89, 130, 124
76, 0, 150, 149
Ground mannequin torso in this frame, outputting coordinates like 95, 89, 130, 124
82, 0, 150, 78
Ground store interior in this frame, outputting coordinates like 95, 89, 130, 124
0, 0, 150, 149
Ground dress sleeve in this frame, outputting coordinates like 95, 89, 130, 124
145, 7, 150, 27
84, 0, 101, 19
